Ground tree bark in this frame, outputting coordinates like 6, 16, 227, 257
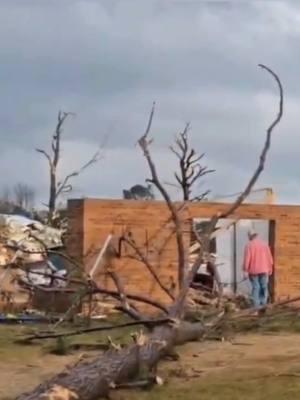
16, 321, 204, 400
48, 166, 57, 224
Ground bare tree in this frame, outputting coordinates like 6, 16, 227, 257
0, 184, 34, 214
1, 185, 11, 204
18, 64, 283, 400
36, 111, 102, 225
170, 124, 215, 201
13, 183, 35, 210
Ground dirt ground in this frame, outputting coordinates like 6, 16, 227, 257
2, 324, 300, 400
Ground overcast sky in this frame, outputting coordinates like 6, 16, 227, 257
0, 0, 299, 206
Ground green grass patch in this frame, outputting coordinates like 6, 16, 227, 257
0, 315, 138, 360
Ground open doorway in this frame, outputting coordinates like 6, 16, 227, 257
190, 218, 275, 298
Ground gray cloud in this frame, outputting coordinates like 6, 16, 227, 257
0, 0, 299, 205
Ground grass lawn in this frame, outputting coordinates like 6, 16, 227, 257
2, 312, 300, 399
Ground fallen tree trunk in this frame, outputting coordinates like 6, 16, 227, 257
17, 321, 204, 400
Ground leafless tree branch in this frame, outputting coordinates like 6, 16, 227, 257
93, 285, 168, 314
138, 102, 187, 288
220, 64, 283, 218
121, 233, 175, 300
36, 148, 52, 167
173, 64, 284, 313
20, 273, 168, 314
36, 110, 102, 225
10, 239, 169, 314
108, 270, 143, 320
20, 318, 172, 342
13, 183, 35, 210
170, 126, 214, 201
56, 149, 103, 198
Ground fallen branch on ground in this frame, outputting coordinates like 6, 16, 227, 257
18, 318, 173, 343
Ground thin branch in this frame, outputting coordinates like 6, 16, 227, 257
56, 149, 102, 198
93, 286, 168, 314
52, 111, 74, 168
144, 101, 156, 138
19, 318, 173, 342
138, 103, 187, 288
220, 64, 283, 218
15, 240, 164, 310
121, 234, 175, 300
192, 190, 211, 202
189, 166, 215, 186
19, 274, 168, 314
170, 215, 219, 318
178, 63, 283, 312
108, 270, 143, 321
54, 285, 91, 329
13, 252, 168, 314
174, 172, 183, 186
171, 126, 214, 202
17, 260, 168, 314
169, 146, 182, 160
163, 181, 181, 189
35, 148, 52, 167
8, 240, 91, 277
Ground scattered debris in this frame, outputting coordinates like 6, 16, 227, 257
187, 287, 251, 313
0, 311, 60, 324
0, 214, 63, 253
0, 213, 66, 314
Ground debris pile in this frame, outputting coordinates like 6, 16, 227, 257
187, 287, 251, 313
0, 213, 66, 314
0, 214, 63, 254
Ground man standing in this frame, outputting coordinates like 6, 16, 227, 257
243, 229, 273, 309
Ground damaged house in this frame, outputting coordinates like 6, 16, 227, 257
67, 198, 298, 310
0, 214, 67, 313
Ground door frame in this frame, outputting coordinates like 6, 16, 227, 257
268, 220, 276, 302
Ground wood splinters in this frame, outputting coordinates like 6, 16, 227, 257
73, 353, 89, 367
152, 339, 167, 349
131, 329, 148, 346
40, 385, 79, 400
168, 318, 181, 328
107, 336, 122, 351
155, 375, 164, 386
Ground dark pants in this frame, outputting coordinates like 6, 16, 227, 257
249, 273, 269, 308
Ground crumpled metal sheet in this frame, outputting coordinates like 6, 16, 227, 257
19, 259, 67, 287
